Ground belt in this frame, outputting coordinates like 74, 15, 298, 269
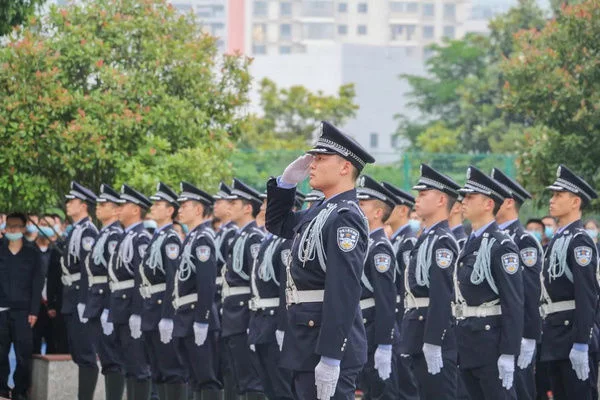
540, 300, 575, 318
173, 293, 198, 309
139, 283, 166, 298
360, 298, 376, 310
286, 289, 324, 305
61, 272, 81, 286
222, 286, 251, 299
215, 277, 224, 286
405, 297, 430, 309
89, 276, 108, 285
109, 280, 134, 291
249, 297, 280, 311
453, 303, 502, 319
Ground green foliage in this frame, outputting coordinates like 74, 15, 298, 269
0, 0, 46, 36
0, 0, 251, 211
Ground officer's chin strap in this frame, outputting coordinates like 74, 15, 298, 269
415, 235, 437, 288
548, 234, 572, 283
470, 237, 498, 295
298, 203, 337, 272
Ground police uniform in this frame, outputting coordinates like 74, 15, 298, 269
399, 165, 461, 400
539, 165, 599, 399
168, 182, 222, 400
61, 182, 100, 400
221, 179, 265, 397
450, 195, 467, 252
491, 168, 543, 400
265, 121, 374, 400
139, 183, 187, 397
455, 166, 524, 400
108, 184, 153, 398
83, 184, 126, 399
304, 190, 325, 209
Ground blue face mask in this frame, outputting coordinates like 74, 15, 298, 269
53, 224, 62, 235
527, 230, 543, 242
0, 223, 5, 231
64, 225, 73, 236
586, 229, 598, 241
26, 224, 37, 234
143, 220, 158, 230
4, 232, 23, 242
408, 219, 421, 232
544, 226, 555, 239
38, 226, 55, 237
181, 224, 189, 234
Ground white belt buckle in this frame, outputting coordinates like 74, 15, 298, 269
139, 286, 150, 299
249, 298, 258, 311
285, 288, 298, 307
453, 303, 465, 320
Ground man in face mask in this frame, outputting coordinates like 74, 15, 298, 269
541, 216, 557, 248
25, 214, 39, 243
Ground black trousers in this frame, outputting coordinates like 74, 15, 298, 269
143, 330, 187, 384
0, 310, 33, 396
65, 312, 98, 370
360, 348, 406, 400
515, 357, 536, 400
33, 303, 51, 354
461, 362, 516, 400
114, 323, 151, 381
223, 333, 263, 394
175, 332, 221, 392
292, 365, 362, 400
88, 317, 123, 375
547, 358, 594, 400
255, 342, 293, 400
412, 352, 457, 400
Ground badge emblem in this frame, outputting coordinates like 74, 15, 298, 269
520, 247, 537, 267
82, 237, 95, 252
196, 245, 211, 262
337, 227, 359, 252
281, 249, 291, 267
501, 253, 519, 274
108, 240, 118, 255
575, 246, 593, 266
374, 253, 391, 273
435, 248, 453, 269
250, 244, 261, 260
166, 243, 179, 260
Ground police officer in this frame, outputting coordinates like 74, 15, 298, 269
490, 168, 543, 400
248, 192, 294, 400
167, 182, 222, 400
62, 182, 100, 400
221, 178, 265, 399
539, 165, 599, 399
265, 121, 374, 400
449, 195, 467, 251
355, 176, 398, 399
455, 166, 524, 400
304, 189, 325, 209
399, 164, 461, 400
83, 184, 126, 400
108, 184, 153, 400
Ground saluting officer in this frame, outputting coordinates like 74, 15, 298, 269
400, 164, 461, 400
455, 166, 524, 400
490, 168, 543, 400
62, 182, 100, 400
108, 184, 153, 399
266, 121, 374, 400
539, 165, 599, 399
221, 178, 265, 399
355, 176, 398, 399
83, 184, 126, 400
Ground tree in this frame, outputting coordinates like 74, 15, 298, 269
0, 0, 46, 36
0, 0, 251, 211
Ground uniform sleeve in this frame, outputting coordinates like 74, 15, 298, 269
372, 243, 397, 345
519, 234, 543, 341
78, 227, 98, 303
132, 234, 151, 316
265, 177, 302, 239
162, 234, 182, 318
30, 249, 45, 315
569, 233, 599, 345
195, 235, 218, 324
492, 240, 524, 356
316, 210, 368, 360
424, 236, 457, 346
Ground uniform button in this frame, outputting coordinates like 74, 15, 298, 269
191, 304, 195, 309
157, 299, 162, 305
75, 285, 80, 290
395, 308, 399, 313
239, 301, 244, 306
269, 310, 274, 316
122, 294, 127, 299
485, 325, 490, 331
220, 309, 223, 315
418, 316, 424, 321
308, 320, 315, 327
99, 289, 104, 294
363, 318, 367, 324
564, 320, 570, 326
460, 263, 464, 267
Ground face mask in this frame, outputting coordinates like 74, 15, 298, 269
4, 232, 23, 241
26, 224, 37, 234
527, 230, 542, 242
143, 220, 158, 230
65, 225, 73, 235
544, 226, 555, 239
408, 219, 421, 232
0, 223, 5, 231
38, 226, 55, 237
586, 229, 598, 240
53, 224, 62, 235
181, 224, 189, 234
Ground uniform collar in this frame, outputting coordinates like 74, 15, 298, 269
100, 220, 121, 233
391, 223, 411, 241
74, 216, 89, 226
322, 188, 357, 205
369, 227, 385, 237
472, 220, 495, 238
556, 220, 581, 235
422, 220, 447, 235
125, 221, 143, 233
154, 223, 172, 236
237, 220, 256, 233
498, 219, 518, 230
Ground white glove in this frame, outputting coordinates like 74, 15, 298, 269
101, 309, 114, 336
129, 314, 142, 339
158, 318, 174, 344
314, 359, 340, 400
193, 323, 208, 346
373, 345, 392, 380
497, 354, 515, 390
517, 338, 536, 369
422, 343, 443, 375
275, 329, 285, 352
569, 345, 590, 381
77, 303, 88, 324
281, 154, 313, 185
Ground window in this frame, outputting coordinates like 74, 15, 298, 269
370, 133, 379, 148
252, 23, 267, 42
279, 46, 292, 54
406, 2, 418, 13
280, 2, 293, 17
443, 26, 455, 39
253, 1, 268, 17
357, 25, 367, 35
443, 4, 456, 20
338, 25, 348, 35
423, 25, 434, 39
422, 3, 435, 17
303, 23, 335, 40
302, 1, 334, 17
358, 3, 368, 13
280, 23, 292, 40
252, 45, 267, 55
338, 2, 348, 13
391, 135, 400, 148
174, 3, 193, 12
390, 2, 405, 12
390, 24, 416, 40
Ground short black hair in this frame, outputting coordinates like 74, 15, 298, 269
445, 195, 457, 214
6, 212, 27, 226
374, 200, 393, 223
241, 199, 261, 218
492, 201, 501, 216
526, 218, 544, 229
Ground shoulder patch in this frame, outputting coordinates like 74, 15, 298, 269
138, 244, 148, 257
501, 253, 519, 275
281, 249, 291, 267
574, 246, 593, 266
82, 236, 95, 252
250, 243, 261, 259
196, 245, 211, 262
337, 227, 359, 252
108, 240, 118, 255
374, 253, 392, 273
519, 247, 537, 267
166, 243, 179, 260
435, 248, 453, 269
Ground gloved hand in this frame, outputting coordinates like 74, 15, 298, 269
314, 359, 340, 400
517, 338, 536, 369
374, 345, 392, 380
129, 314, 142, 339
77, 303, 88, 324
193, 322, 208, 346
275, 329, 285, 352
158, 318, 174, 344
497, 354, 515, 390
249, 344, 256, 352
281, 154, 313, 186
422, 343, 443, 375
569, 344, 590, 381
101, 309, 114, 336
